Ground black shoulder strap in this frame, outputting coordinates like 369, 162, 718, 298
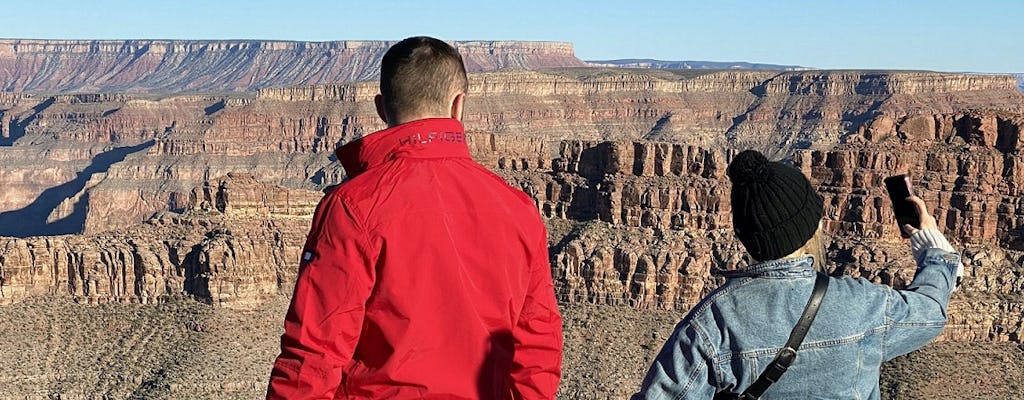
739, 272, 829, 399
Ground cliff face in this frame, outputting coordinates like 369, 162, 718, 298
512, 138, 1024, 342
3, 128, 1022, 339
0, 39, 585, 93
4, 69, 1019, 239
586, 59, 808, 70
0, 173, 316, 310
2, 68, 1024, 342
0, 93, 220, 236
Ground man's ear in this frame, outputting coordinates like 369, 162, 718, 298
374, 94, 388, 124
450, 92, 465, 121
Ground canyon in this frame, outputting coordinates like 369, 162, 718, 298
0, 39, 584, 93
1, 41, 1023, 398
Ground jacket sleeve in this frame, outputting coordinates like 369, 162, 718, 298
267, 194, 378, 399
882, 230, 961, 361
509, 229, 564, 400
632, 321, 718, 399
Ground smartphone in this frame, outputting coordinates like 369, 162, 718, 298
884, 175, 920, 238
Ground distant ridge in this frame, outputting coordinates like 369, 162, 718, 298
1016, 73, 1024, 91
587, 58, 811, 71
0, 39, 585, 93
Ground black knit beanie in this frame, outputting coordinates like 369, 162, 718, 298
727, 150, 824, 261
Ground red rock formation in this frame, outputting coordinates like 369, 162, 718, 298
3, 68, 1024, 345
0, 93, 217, 235
0, 39, 585, 93
0, 174, 315, 309
480, 129, 1024, 342
186, 172, 322, 218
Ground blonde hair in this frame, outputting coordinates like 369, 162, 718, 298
753, 222, 827, 272
799, 226, 827, 272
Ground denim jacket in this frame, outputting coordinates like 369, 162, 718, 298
633, 247, 961, 399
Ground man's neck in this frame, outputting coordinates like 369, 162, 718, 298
388, 114, 451, 128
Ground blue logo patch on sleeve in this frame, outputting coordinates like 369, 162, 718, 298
301, 250, 317, 264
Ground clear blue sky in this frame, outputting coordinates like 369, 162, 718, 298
1, 0, 1019, 73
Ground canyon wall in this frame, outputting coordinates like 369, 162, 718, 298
2, 132, 1022, 339
0, 39, 585, 93
0, 173, 317, 310
5, 69, 1020, 237
516, 138, 1024, 342
586, 59, 809, 70
1, 69, 1023, 341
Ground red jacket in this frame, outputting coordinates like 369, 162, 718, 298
267, 118, 563, 399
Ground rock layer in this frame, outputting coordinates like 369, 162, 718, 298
4, 69, 1021, 238
0, 174, 316, 310
0, 39, 585, 93
2, 69, 1024, 345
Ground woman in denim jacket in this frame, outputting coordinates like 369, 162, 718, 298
633, 150, 963, 399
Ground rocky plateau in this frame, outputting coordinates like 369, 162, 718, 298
0, 39, 584, 93
587, 59, 808, 71
1, 49, 1023, 398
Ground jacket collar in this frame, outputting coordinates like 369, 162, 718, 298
336, 118, 470, 179
715, 255, 817, 279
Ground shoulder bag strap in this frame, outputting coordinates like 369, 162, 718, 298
739, 272, 830, 399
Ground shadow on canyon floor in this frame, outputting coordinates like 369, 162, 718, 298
0, 97, 55, 147
0, 140, 154, 237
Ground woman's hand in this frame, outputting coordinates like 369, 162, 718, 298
901, 196, 938, 236
903, 195, 963, 289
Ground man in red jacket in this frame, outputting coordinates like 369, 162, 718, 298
267, 36, 563, 399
